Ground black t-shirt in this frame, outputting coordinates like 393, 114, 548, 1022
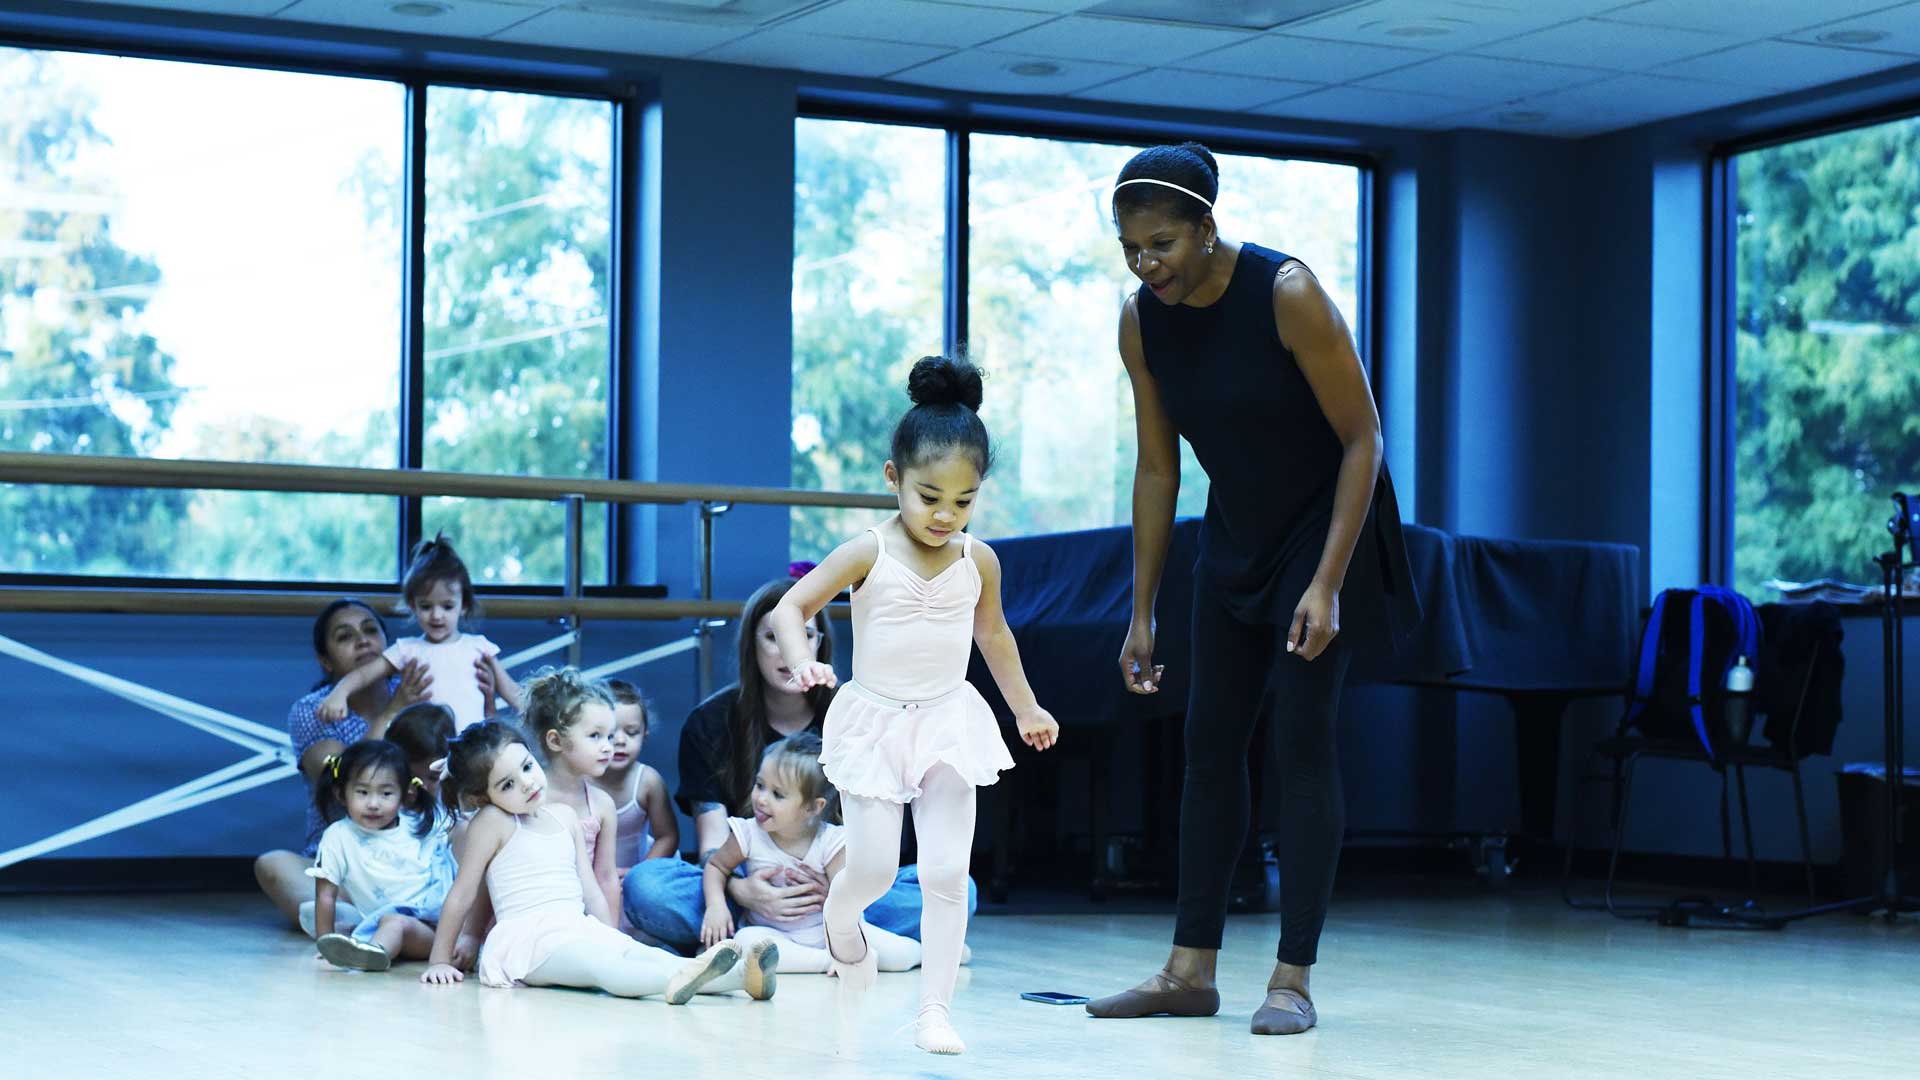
675, 684, 826, 817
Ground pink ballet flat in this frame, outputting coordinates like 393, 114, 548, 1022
826, 923, 877, 991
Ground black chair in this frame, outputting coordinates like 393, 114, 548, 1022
1562, 603, 1841, 923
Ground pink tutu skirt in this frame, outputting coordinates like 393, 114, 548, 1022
477, 905, 637, 988
822, 681, 1015, 804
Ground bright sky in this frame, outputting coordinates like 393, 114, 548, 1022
16, 51, 1357, 482
54, 51, 404, 462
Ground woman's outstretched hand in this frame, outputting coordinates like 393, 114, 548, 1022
732, 865, 826, 921
1119, 622, 1164, 694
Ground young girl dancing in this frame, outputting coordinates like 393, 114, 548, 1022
320, 535, 520, 731
522, 668, 623, 922
700, 733, 921, 987
419, 721, 776, 1001
771, 355, 1060, 1055
308, 739, 456, 971
596, 679, 678, 871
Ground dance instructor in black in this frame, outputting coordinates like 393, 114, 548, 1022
1086, 142, 1419, 1036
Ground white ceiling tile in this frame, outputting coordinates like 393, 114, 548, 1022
1655, 39, 1916, 90
1437, 82, 1745, 138
1071, 68, 1318, 110
1251, 84, 1465, 126
1471, 17, 1736, 71
493, 8, 752, 55
1530, 72, 1763, 116
95, 0, 298, 16
572, 0, 813, 16
1503, 72, 1764, 134
1358, 52, 1611, 99
939, 0, 1091, 9
1181, 32, 1429, 83
1783, 3, 1920, 58
1463, 0, 1638, 13
778, 0, 1056, 48
1442, 105, 1612, 137
1601, 0, 1894, 37
699, 29, 950, 77
890, 49, 1141, 94
1284, 0, 1588, 52
985, 15, 1253, 64
278, 0, 543, 37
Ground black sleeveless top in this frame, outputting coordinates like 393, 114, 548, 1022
1136, 242, 1419, 647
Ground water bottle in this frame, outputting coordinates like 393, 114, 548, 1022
1723, 655, 1755, 746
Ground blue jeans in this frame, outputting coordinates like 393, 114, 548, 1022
621, 857, 976, 954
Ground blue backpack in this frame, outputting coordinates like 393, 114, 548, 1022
1625, 587, 1762, 760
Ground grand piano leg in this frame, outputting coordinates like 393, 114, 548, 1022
1509, 690, 1574, 854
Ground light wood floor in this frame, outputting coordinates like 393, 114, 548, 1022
2, 885, 1915, 1079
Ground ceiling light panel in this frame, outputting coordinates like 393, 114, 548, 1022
781, 0, 1055, 48
1079, 0, 1360, 32
986, 15, 1253, 65
566, 0, 819, 24
1286, 0, 1579, 51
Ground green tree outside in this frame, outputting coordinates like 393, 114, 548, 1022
4, 50, 616, 586
413, 88, 614, 586
790, 121, 1361, 557
0, 49, 190, 574
1734, 116, 1920, 596
790, 119, 945, 558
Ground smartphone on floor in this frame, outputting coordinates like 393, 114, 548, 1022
1021, 991, 1090, 1005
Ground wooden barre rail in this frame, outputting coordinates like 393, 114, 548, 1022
0, 588, 851, 622
0, 452, 898, 510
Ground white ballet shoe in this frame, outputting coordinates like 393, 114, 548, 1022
743, 937, 779, 1001
666, 940, 740, 1005
316, 933, 391, 972
826, 922, 878, 992
914, 1005, 966, 1055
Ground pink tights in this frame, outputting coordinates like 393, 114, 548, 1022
823, 763, 975, 1019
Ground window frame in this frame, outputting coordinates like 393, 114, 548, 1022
1709, 98, 1920, 588
0, 25, 637, 593
793, 100, 1379, 536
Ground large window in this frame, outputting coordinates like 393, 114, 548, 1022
1, 48, 402, 580
0, 46, 619, 585
790, 118, 946, 558
968, 134, 1360, 539
422, 88, 614, 586
790, 118, 1364, 554
1730, 115, 1920, 596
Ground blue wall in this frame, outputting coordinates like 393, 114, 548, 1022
0, 614, 697, 859
641, 63, 800, 605
7, 3, 1920, 877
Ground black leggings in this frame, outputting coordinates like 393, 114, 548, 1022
1174, 582, 1352, 966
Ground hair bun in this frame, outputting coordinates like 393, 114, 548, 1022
906, 355, 984, 413
524, 665, 591, 703
1176, 140, 1218, 183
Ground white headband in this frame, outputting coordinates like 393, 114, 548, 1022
1112, 178, 1213, 210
